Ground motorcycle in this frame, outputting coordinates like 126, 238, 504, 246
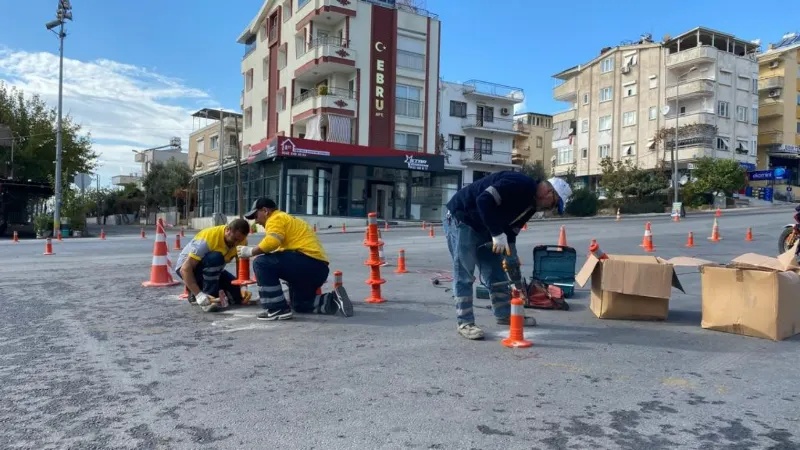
778, 223, 800, 255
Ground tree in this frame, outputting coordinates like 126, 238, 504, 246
687, 157, 746, 196
599, 157, 669, 201
141, 158, 192, 211
520, 160, 546, 181
0, 83, 97, 186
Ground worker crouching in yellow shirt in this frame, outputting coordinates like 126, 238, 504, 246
235, 198, 353, 321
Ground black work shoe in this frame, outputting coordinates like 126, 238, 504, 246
188, 292, 197, 304
256, 308, 293, 321
332, 286, 354, 318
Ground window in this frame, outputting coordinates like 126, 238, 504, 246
679, 106, 686, 116
717, 101, 730, 118
449, 101, 467, 117
277, 91, 286, 112
600, 87, 613, 102
599, 115, 612, 131
797, 122, 800, 134
282, 0, 292, 21
583, 93, 589, 104
736, 105, 747, 122
623, 111, 636, 127
581, 119, 589, 133
752, 77, 758, 94
649, 75, 658, 89
245, 70, 254, 91
396, 84, 422, 118
536, 136, 543, 148
262, 57, 269, 80
261, 98, 268, 121
278, 46, 287, 70
397, 50, 425, 71
298, 0, 311, 9
449, 134, 465, 151
557, 147, 573, 165
719, 71, 732, 85
737, 76, 750, 91
797, 93, 800, 105
752, 106, 758, 125
196, 138, 205, 154
736, 139, 749, 154
475, 137, 493, 153
601, 56, 614, 73
210, 135, 219, 151
598, 144, 610, 158
649, 106, 657, 120
348, 79, 355, 98
622, 143, 636, 157
581, 148, 588, 159
716, 137, 730, 151
395, 132, 421, 151
245, 108, 253, 128
751, 136, 758, 156
623, 83, 637, 97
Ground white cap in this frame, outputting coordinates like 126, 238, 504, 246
547, 177, 573, 214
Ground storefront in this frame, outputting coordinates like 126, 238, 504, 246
196, 137, 460, 222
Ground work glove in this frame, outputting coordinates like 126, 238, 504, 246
195, 292, 218, 307
491, 233, 511, 256
237, 246, 255, 258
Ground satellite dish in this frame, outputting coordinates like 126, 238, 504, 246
661, 105, 670, 116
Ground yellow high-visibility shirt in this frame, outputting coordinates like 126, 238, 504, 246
258, 211, 329, 263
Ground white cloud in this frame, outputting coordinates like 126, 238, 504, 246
0, 46, 220, 185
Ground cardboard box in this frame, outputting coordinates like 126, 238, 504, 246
575, 255, 685, 320
690, 248, 800, 341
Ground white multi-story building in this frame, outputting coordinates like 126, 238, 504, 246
439, 80, 524, 185
551, 27, 759, 188
216, 0, 453, 222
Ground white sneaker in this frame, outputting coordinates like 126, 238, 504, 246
457, 323, 485, 340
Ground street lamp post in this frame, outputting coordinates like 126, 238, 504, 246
672, 65, 697, 209
46, 0, 72, 236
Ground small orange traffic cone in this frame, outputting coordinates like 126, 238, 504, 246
384, 220, 389, 231
142, 219, 181, 287
422, 221, 426, 229
57, 230, 63, 242
715, 207, 722, 218
685, 231, 695, 248
100, 228, 106, 240
589, 239, 609, 260
616, 208, 621, 222
178, 286, 189, 300
708, 218, 721, 242
43, 237, 54, 256
558, 226, 568, 247
141, 227, 146, 239
522, 223, 528, 231
745, 227, 753, 242
180, 227, 185, 237
643, 222, 655, 252
342, 223, 346, 233
639, 223, 648, 247
501, 289, 533, 348
12, 231, 19, 243
313, 223, 317, 233
173, 234, 181, 250
395, 249, 408, 274
673, 212, 680, 222
333, 271, 343, 289
232, 257, 255, 286
429, 226, 435, 238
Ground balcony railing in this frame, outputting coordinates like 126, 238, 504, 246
362, 0, 439, 19
461, 148, 513, 165
292, 87, 355, 105
758, 76, 784, 91
553, 77, 577, 101
759, 101, 784, 118
462, 80, 524, 103
394, 145, 423, 153
461, 114, 518, 133
297, 37, 351, 57
665, 111, 717, 126
243, 39, 257, 58
513, 121, 531, 134
758, 131, 784, 146
665, 78, 715, 99
666, 46, 716, 68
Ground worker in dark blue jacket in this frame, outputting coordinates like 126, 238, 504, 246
443, 171, 573, 340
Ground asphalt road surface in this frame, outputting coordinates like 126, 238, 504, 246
2, 208, 799, 449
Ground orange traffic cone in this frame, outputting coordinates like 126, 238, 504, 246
422, 221, 427, 229
395, 249, 409, 274
429, 226, 435, 238
708, 218, 721, 242
141, 227, 146, 239
57, 230, 63, 242
142, 219, 181, 287
639, 223, 648, 247
673, 211, 680, 222
12, 231, 19, 243
384, 220, 389, 231
557, 226, 568, 247
232, 257, 255, 286
333, 270, 343, 289
685, 231, 695, 248
178, 286, 189, 300
43, 237, 54, 256
501, 289, 533, 348
522, 223, 528, 231
342, 223, 346, 233
313, 223, 317, 233
745, 227, 753, 242
180, 227, 185, 237
100, 228, 106, 240
715, 208, 722, 218
364, 213, 386, 304
589, 239, 609, 260
173, 234, 181, 250
643, 222, 655, 252
616, 208, 621, 222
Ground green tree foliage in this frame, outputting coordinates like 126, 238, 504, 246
686, 157, 746, 196
141, 158, 192, 211
599, 157, 669, 202
0, 83, 97, 186
565, 188, 599, 217
520, 160, 546, 181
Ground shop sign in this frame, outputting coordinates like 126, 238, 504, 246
405, 154, 430, 171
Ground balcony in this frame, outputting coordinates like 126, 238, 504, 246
512, 121, 531, 134
461, 115, 522, 136
758, 76, 784, 91
552, 109, 576, 122
665, 78, 715, 100
665, 111, 717, 126
462, 80, 524, 104
295, 0, 357, 30
292, 87, 357, 121
666, 46, 716, 69
294, 37, 356, 82
759, 101, 784, 118
553, 77, 578, 102
460, 148, 514, 166
758, 131, 784, 146
394, 145, 424, 153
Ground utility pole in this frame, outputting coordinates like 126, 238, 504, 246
217, 108, 224, 217
46, 0, 72, 236
234, 116, 244, 218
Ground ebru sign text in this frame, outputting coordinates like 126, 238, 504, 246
369, 4, 395, 149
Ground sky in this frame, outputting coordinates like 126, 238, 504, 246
1, 0, 798, 186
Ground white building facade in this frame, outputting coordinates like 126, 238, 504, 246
439, 80, 525, 185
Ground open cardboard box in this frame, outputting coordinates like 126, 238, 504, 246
575, 254, 685, 320
669, 242, 800, 341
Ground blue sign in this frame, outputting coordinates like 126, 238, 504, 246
739, 162, 756, 171
774, 167, 787, 179
748, 170, 775, 181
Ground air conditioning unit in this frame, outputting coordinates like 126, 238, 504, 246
769, 89, 781, 98
621, 66, 631, 74
769, 61, 779, 69
500, 107, 510, 116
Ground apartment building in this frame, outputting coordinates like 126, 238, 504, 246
439, 80, 524, 185
551, 28, 759, 190
220, 0, 449, 221
111, 137, 186, 188
756, 32, 800, 184
511, 112, 553, 174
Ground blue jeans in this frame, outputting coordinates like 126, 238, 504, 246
176, 251, 243, 304
252, 250, 330, 313
443, 210, 512, 325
